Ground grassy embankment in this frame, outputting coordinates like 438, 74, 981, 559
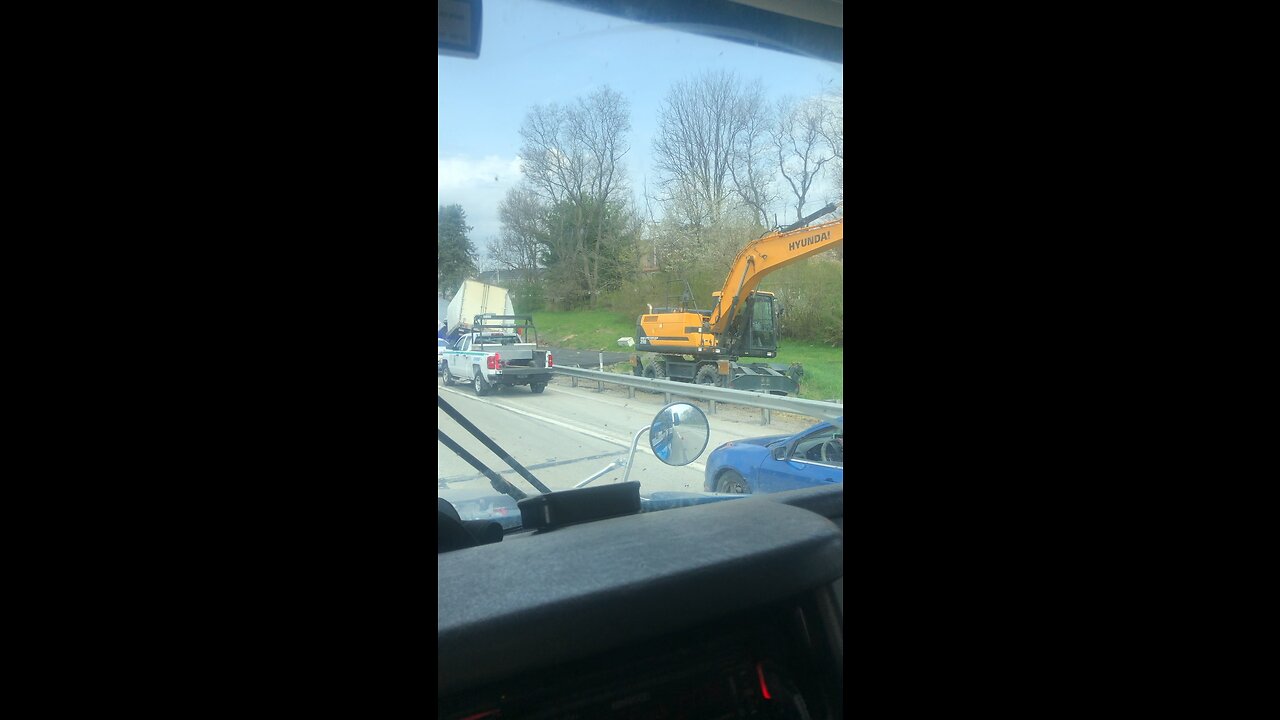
531, 310, 843, 402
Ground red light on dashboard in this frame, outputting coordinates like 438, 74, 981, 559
756, 661, 771, 700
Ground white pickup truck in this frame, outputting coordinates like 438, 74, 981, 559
441, 315, 553, 396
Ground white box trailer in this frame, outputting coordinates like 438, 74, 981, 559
444, 280, 516, 342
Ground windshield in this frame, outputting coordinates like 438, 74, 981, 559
439, 0, 843, 530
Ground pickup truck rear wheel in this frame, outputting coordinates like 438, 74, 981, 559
440, 361, 452, 384
530, 382, 546, 393
473, 370, 492, 397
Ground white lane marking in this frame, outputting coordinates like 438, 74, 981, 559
437, 384, 707, 472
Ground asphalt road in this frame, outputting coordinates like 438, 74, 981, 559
437, 374, 815, 496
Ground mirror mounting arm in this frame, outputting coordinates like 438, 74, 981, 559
621, 426, 652, 485
574, 426, 650, 490
573, 402, 709, 488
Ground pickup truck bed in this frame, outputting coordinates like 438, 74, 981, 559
442, 333, 553, 396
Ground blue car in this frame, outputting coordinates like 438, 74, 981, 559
703, 417, 843, 494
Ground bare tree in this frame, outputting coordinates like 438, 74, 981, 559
773, 97, 837, 223
519, 87, 630, 208
491, 186, 547, 273
727, 83, 779, 229
519, 104, 579, 206
572, 88, 630, 210
653, 70, 764, 229
816, 87, 843, 201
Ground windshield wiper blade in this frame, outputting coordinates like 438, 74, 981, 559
437, 393, 554, 495
437, 428, 528, 502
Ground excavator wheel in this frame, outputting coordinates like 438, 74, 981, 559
643, 361, 668, 381
642, 360, 668, 394
694, 365, 720, 387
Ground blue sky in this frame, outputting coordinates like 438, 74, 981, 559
438, 0, 842, 260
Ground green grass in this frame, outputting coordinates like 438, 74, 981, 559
533, 310, 842, 402
531, 310, 635, 350
771, 342, 843, 402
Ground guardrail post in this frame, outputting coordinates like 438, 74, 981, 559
762, 407, 771, 425
628, 386, 635, 398
708, 399, 716, 414
596, 378, 603, 392
571, 375, 578, 388
664, 392, 671, 404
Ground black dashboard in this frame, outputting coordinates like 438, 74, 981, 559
438, 484, 844, 718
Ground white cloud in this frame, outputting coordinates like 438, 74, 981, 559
438, 155, 525, 260
438, 155, 523, 191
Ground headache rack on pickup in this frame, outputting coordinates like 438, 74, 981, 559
472, 314, 540, 345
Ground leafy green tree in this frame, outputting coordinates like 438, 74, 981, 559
541, 198, 640, 309
438, 204, 479, 297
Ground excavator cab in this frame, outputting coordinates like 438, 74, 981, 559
729, 292, 780, 359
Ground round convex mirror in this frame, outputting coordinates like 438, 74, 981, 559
649, 402, 710, 466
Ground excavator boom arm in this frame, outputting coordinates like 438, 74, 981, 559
710, 204, 843, 333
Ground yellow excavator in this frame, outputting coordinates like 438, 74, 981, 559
634, 202, 843, 395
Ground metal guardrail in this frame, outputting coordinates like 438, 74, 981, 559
552, 366, 842, 426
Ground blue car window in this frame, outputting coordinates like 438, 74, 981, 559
796, 428, 840, 462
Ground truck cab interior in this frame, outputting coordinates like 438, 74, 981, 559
438, 1, 843, 717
